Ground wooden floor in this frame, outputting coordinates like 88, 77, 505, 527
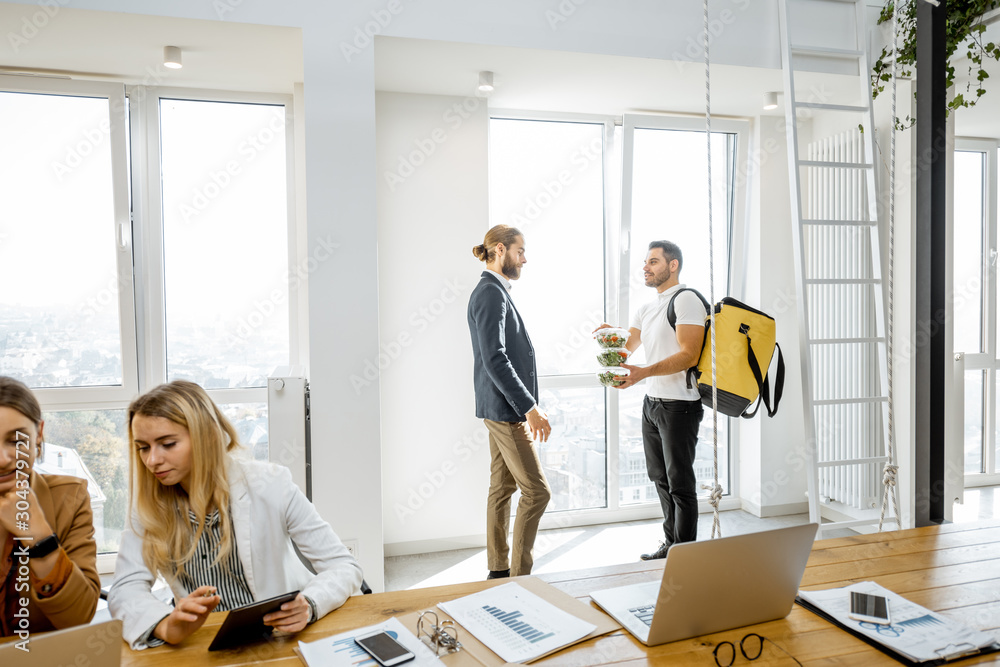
117, 520, 1000, 666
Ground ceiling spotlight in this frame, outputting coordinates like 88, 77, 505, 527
478, 71, 494, 93
763, 91, 779, 110
164, 45, 183, 70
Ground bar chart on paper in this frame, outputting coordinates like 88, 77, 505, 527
482, 604, 555, 643
438, 583, 596, 663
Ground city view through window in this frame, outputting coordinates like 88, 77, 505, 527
1, 88, 284, 554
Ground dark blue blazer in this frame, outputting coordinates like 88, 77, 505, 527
467, 271, 538, 422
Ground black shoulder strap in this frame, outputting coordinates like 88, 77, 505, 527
667, 288, 710, 330
743, 341, 785, 419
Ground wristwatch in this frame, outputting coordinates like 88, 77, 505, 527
27, 533, 60, 559
304, 595, 318, 624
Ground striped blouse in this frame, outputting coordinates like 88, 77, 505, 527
177, 508, 254, 611
140, 507, 254, 647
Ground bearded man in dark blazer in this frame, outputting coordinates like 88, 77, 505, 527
467, 224, 551, 580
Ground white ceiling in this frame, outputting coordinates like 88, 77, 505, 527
0, 3, 996, 137
0, 3, 302, 94
374, 35, 1000, 140
373, 36, 861, 120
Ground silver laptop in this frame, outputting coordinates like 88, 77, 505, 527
591, 523, 818, 645
0, 619, 122, 667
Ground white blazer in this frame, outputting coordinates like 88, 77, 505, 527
109, 457, 364, 649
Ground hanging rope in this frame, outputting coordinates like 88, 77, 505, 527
879, 0, 902, 532
702, 0, 723, 539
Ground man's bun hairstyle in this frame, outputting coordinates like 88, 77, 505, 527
475, 225, 523, 264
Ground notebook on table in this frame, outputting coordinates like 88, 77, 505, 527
590, 523, 818, 646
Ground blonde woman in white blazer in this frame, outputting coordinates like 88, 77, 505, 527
108, 381, 362, 649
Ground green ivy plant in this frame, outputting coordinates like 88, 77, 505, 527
871, 0, 1000, 130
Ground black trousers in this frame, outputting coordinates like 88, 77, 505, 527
641, 396, 703, 546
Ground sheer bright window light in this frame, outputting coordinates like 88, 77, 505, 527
164, 46, 182, 70
763, 91, 778, 110
478, 71, 494, 93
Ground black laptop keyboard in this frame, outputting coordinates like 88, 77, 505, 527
629, 604, 656, 626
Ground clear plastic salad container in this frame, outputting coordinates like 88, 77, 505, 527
594, 327, 630, 348
596, 347, 629, 367
596, 367, 629, 387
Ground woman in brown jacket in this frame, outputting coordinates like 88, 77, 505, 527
0, 376, 101, 637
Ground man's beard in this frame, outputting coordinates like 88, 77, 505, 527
501, 253, 521, 279
645, 267, 671, 287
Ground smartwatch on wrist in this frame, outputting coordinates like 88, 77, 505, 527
27, 533, 60, 559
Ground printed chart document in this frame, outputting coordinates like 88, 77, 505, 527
438, 582, 596, 664
298, 616, 442, 667
797, 582, 999, 664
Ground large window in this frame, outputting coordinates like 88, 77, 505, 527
954, 141, 999, 484
0, 77, 295, 562
488, 113, 746, 519
490, 118, 610, 512
159, 99, 289, 388
0, 81, 135, 398
621, 118, 735, 503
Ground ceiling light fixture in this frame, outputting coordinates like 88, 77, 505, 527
763, 91, 779, 110
164, 45, 183, 70
478, 71, 494, 93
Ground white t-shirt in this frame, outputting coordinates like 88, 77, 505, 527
629, 283, 708, 400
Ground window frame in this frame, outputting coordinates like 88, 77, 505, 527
955, 137, 1000, 487
486, 110, 749, 529
0, 76, 139, 409
134, 86, 300, 407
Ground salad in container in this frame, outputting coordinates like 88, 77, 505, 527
596, 367, 629, 388
597, 347, 629, 367
595, 327, 629, 348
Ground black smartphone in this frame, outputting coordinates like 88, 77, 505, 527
354, 630, 416, 666
849, 591, 891, 625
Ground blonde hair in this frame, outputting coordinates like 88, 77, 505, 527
472, 224, 522, 263
127, 380, 241, 583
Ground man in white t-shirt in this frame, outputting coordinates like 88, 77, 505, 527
598, 241, 708, 560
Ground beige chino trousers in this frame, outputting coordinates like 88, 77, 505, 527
483, 418, 552, 576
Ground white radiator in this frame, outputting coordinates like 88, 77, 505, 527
267, 366, 311, 499
806, 129, 882, 511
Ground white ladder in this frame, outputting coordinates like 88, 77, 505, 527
777, 0, 899, 534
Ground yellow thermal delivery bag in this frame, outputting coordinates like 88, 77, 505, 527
668, 291, 784, 419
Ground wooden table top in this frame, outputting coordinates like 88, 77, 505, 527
119, 520, 1000, 666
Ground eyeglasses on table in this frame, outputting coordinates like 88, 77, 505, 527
712, 633, 802, 666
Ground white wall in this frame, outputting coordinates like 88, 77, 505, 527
374, 91, 492, 551
739, 114, 810, 517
